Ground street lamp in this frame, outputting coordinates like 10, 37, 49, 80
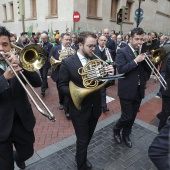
137, 0, 145, 27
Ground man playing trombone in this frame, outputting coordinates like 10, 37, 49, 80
113, 27, 151, 148
0, 26, 42, 170
58, 31, 114, 170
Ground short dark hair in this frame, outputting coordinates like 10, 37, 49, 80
60, 33, 70, 39
131, 27, 144, 38
77, 31, 97, 44
0, 26, 10, 41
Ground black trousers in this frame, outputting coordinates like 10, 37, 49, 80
56, 79, 64, 105
158, 95, 170, 131
40, 63, 51, 92
71, 109, 98, 170
114, 87, 142, 136
100, 87, 107, 108
0, 120, 35, 170
148, 118, 170, 170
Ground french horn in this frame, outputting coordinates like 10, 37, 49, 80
70, 58, 124, 110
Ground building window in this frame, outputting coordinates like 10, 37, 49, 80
126, 1, 132, 21
3, 4, 7, 21
32, 0, 37, 18
111, 0, 118, 19
9, 2, 14, 20
50, 0, 58, 15
87, 0, 98, 17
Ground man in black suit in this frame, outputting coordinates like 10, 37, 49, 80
39, 33, 53, 97
116, 34, 127, 51
155, 44, 170, 131
113, 27, 151, 148
148, 49, 170, 169
0, 26, 42, 170
103, 28, 116, 84
94, 35, 110, 113
148, 46, 170, 169
50, 33, 74, 118
71, 33, 79, 51
58, 31, 114, 170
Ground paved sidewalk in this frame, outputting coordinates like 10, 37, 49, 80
22, 115, 158, 170
14, 77, 161, 170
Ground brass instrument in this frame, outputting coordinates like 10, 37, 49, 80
144, 47, 167, 90
105, 47, 114, 64
69, 55, 124, 110
0, 44, 56, 122
50, 46, 75, 70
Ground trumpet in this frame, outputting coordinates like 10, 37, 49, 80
0, 44, 56, 122
105, 47, 114, 64
50, 46, 75, 70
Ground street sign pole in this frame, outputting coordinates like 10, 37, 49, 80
137, 0, 141, 27
73, 11, 80, 33
73, 11, 75, 32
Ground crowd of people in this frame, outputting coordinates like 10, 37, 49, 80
0, 25, 170, 170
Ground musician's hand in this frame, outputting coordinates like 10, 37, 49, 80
3, 63, 22, 80
7, 53, 20, 65
107, 65, 114, 76
134, 53, 146, 63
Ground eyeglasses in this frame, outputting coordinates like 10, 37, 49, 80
85, 44, 96, 49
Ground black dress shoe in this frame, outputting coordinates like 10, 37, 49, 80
122, 136, 132, 148
41, 91, 45, 97
113, 130, 122, 144
65, 112, 70, 119
103, 107, 109, 113
85, 159, 92, 169
13, 151, 26, 169
59, 104, 64, 110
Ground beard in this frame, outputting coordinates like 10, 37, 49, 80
82, 47, 93, 59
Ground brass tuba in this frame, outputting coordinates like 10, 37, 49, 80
69, 59, 124, 110
50, 46, 75, 70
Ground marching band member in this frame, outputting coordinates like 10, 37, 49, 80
39, 33, 53, 97
58, 31, 114, 170
113, 27, 151, 148
0, 26, 41, 170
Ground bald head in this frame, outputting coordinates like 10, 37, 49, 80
41, 33, 48, 43
103, 28, 110, 38
98, 35, 107, 48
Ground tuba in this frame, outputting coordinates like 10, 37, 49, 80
69, 58, 124, 110
50, 46, 75, 70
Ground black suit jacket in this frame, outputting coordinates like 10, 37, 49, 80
94, 45, 107, 61
0, 69, 41, 142
106, 37, 116, 60
115, 45, 151, 100
58, 54, 102, 122
49, 45, 62, 82
162, 53, 170, 97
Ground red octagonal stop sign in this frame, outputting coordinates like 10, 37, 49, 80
73, 11, 80, 22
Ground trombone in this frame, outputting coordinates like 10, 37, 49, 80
144, 48, 168, 90
0, 44, 56, 122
